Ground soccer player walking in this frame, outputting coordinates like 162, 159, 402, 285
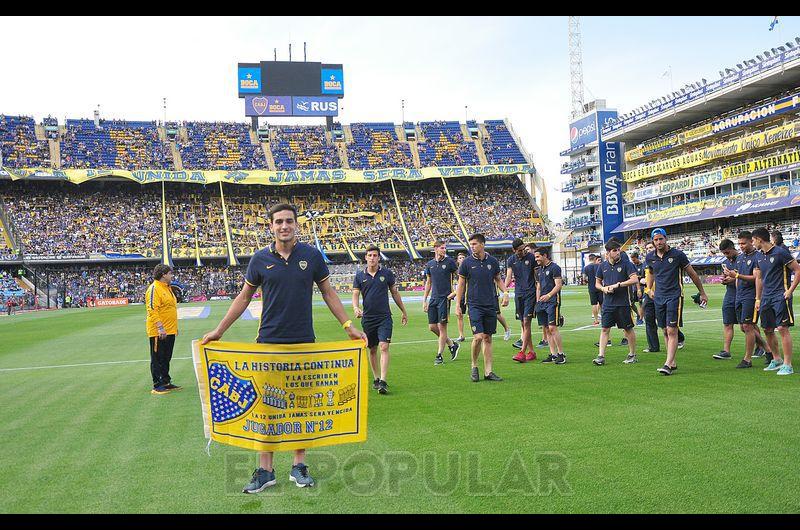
752, 227, 800, 375
593, 240, 639, 365
146, 264, 181, 395
507, 238, 537, 363
422, 240, 460, 365
201, 203, 366, 492
719, 231, 769, 368
353, 245, 409, 393
713, 239, 739, 360
535, 246, 566, 364
645, 228, 707, 376
455, 233, 508, 382
584, 254, 602, 325
451, 252, 468, 342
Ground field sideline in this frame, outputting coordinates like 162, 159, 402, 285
1, 284, 799, 513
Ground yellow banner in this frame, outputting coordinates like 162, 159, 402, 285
3, 163, 534, 186
624, 123, 798, 182
625, 124, 714, 163
722, 149, 800, 180
645, 185, 790, 222
192, 339, 368, 452
297, 211, 378, 224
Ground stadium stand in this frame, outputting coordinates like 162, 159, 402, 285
0, 115, 50, 168
417, 121, 480, 166
179, 121, 264, 170
481, 120, 528, 164
271, 125, 339, 170
347, 123, 413, 169
61, 119, 174, 170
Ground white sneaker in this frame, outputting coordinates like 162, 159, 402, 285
503, 329, 511, 341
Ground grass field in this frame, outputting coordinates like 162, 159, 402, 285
1, 284, 799, 513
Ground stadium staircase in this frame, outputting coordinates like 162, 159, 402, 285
343, 124, 354, 144
34, 123, 46, 141
157, 126, 168, 143
171, 142, 183, 170
474, 136, 489, 165
393, 124, 421, 168
48, 136, 60, 169
261, 141, 277, 171
394, 125, 405, 142
335, 141, 350, 169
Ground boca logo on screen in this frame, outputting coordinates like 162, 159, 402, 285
238, 67, 262, 94
321, 68, 344, 95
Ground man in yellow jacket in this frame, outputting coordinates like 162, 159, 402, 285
146, 264, 180, 395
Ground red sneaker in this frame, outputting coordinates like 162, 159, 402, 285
525, 351, 537, 362
512, 351, 527, 363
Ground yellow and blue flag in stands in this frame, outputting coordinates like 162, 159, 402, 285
192, 339, 369, 452
769, 16, 779, 31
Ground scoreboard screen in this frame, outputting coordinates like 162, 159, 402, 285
237, 61, 344, 98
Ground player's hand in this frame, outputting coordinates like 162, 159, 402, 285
755, 299, 761, 312
158, 331, 167, 340
354, 306, 363, 319
785, 290, 793, 301
200, 328, 222, 345
700, 292, 709, 306
422, 301, 428, 312
455, 304, 463, 317
501, 294, 509, 307
447, 292, 456, 300
539, 294, 551, 303
401, 313, 408, 326
345, 323, 367, 343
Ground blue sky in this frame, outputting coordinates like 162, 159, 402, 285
2, 16, 798, 220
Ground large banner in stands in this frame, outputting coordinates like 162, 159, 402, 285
641, 186, 791, 223
192, 339, 368, 452
2, 164, 534, 186
623, 122, 799, 182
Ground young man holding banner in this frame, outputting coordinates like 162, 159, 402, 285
201, 203, 366, 492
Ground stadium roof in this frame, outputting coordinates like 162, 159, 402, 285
605, 53, 800, 144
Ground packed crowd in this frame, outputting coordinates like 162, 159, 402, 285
347, 123, 412, 169
179, 122, 264, 170
60, 119, 174, 170
481, 120, 527, 165
0, 115, 50, 168
272, 125, 340, 170
417, 121, 480, 167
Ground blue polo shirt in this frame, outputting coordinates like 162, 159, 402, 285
508, 253, 537, 295
353, 266, 396, 319
596, 259, 637, 307
583, 263, 598, 293
537, 261, 562, 305
424, 256, 458, 300
722, 255, 738, 306
458, 253, 501, 309
645, 247, 689, 303
735, 250, 761, 303
245, 241, 330, 344
758, 245, 795, 300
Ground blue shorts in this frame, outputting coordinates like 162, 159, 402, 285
760, 297, 794, 330
468, 306, 497, 336
363, 316, 393, 349
589, 290, 603, 306
601, 305, 635, 330
722, 303, 738, 326
514, 292, 536, 321
536, 302, 562, 327
427, 297, 450, 325
736, 299, 759, 325
654, 297, 683, 329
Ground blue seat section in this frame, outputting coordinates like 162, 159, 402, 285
347, 122, 412, 169
179, 122, 263, 170
61, 119, 173, 170
0, 115, 50, 168
271, 125, 339, 170
416, 121, 479, 167
482, 120, 527, 164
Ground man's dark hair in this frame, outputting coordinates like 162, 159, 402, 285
512, 238, 525, 250
457, 251, 467, 258
153, 264, 172, 281
469, 233, 486, 244
268, 202, 298, 222
738, 230, 753, 240
772, 230, 784, 246
587, 253, 596, 260
605, 240, 622, 252
365, 245, 380, 255
630, 251, 640, 258
752, 227, 770, 241
434, 239, 447, 247
534, 246, 551, 259
526, 242, 538, 250
719, 239, 735, 252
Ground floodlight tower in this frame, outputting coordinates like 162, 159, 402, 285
568, 16, 585, 119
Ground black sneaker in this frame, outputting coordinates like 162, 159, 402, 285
378, 380, 388, 394
434, 354, 444, 366
542, 354, 558, 363
243, 467, 277, 493
620, 338, 629, 346
512, 339, 523, 349
373, 378, 381, 390
736, 359, 753, 369
753, 347, 766, 358
164, 383, 182, 391
537, 340, 549, 348
712, 351, 731, 360
471, 367, 480, 382
450, 341, 460, 361
555, 353, 567, 365
484, 371, 503, 381
657, 364, 673, 376
594, 340, 612, 347
765, 351, 774, 364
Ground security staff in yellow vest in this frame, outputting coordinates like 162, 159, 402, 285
146, 264, 180, 395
